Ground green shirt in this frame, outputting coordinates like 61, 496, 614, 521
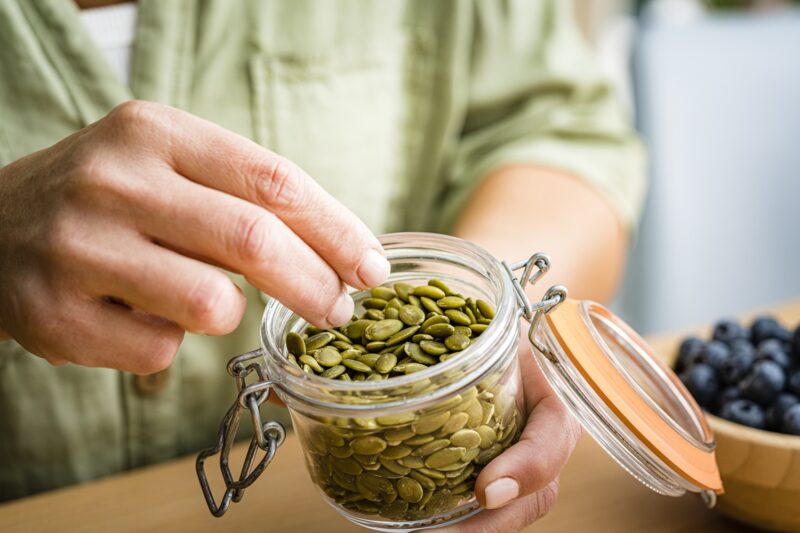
0, 0, 645, 501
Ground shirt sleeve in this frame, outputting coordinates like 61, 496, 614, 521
436, 0, 647, 232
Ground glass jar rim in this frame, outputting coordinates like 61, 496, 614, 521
260, 232, 520, 413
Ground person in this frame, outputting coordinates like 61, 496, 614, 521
0, 0, 645, 530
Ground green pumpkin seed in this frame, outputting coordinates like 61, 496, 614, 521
436, 296, 466, 309
450, 429, 481, 448
441, 412, 469, 434
374, 353, 398, 374
444, 334, 470, 352
398, 305, 426, 326
321, 365, 346, 379
365, 341, 386, 351
286, 332, 306, 356
476, 299, 495, 319
371, 287, 396, 301
403, 434, 435, 446
405, 343, 438, 365
351, 436, 388, 455
444, 309, 472, 326
315, 346, 342, 367
361, 298, 389, 311
398, 455, 426, 469
393, 283, 414, 301
343, 319, 373, 340
411, 333, 434, 343
476, 425, 497, 449
420, 297, 442, 314
299, 355, 324, 373
365, 309, 385, 321
384, 307, 400, 319
421, 314, 449, 330
305, 332, 335, 351
413, 439, 450, 457
419, 340, 448, 356
340, 349, 360, 360
365, 319, 404, 341
413, 286, 446, 300
386, 325, 420, 346
425, 447, 466, 469
424, 323, 455, 338
343, 359, 372, 373
380, 445, 413, 460
397, 477, 424, 503
412, 411, 451, 435
379, 457, 412, 476
333, 457, 363, 475
404, 363, 428, 374
357, 353, 380, 367
384, 426, 416, 443
427, 279, 452, 295
468, 323, 488, 335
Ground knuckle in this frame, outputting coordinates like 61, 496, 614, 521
137, 328, 182, 374
252, 156, 304, 209
529, 480, 559, 523
183, 274, 230, 327
108, 100, 161, 131
232, 211, 274, 265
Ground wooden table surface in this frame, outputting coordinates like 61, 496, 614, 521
5, 303, 797, 532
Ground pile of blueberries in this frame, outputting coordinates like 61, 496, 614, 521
675, 316, 800, 434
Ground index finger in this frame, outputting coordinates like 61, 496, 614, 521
120, 101, 390, 290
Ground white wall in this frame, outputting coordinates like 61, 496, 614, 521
618, 8, 800, 334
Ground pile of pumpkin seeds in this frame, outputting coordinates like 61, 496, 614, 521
285, 279, 496, 381
285, 280, 522, 522
301, 382, 520, 522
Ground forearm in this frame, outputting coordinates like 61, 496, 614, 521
452, 165, 629, 304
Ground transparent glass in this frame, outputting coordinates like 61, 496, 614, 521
260, 233, 525, 531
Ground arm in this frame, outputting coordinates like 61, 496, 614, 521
453, 164, 628, 303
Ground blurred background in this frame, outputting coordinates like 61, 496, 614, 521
574, 0, 800, 334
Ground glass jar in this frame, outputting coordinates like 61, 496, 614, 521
197, 232, 723, 530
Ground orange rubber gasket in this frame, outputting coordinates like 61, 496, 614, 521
546, 299, 723, 492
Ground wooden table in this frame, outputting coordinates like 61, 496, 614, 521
5, 303, 796, 533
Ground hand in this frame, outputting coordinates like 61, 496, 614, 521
442, 337, 582, 533
0, 100, 389, 373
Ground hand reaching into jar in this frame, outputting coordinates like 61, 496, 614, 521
0, 100, 389, 374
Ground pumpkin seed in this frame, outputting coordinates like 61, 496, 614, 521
413, 286, 446, 300
397, 477, 424, 503
305, 332, 335, 351
476, 299, 495, 319
365, 319, 404, 341
286, 332, 306, 356
398, 304, 426, 326
437, 296, 466, 309
444, 334, 470, 351
351, 436, 388, 455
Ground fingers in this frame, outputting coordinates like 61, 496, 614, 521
133, 175, 355, 328
439, 481, 560, 533
25, 297, 185, 375
473, 339, 581, 509
80, 237, 247, 336
108, 101, 389, 291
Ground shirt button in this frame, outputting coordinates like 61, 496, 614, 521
133, 368, 170, 396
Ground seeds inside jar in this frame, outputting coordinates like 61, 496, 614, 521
287, 279, 520, 522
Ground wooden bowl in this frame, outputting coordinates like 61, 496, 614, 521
654, 321, 800, 532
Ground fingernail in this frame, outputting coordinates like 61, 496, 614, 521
326, 292, 354, 327
484, 477, 519, 509
358, 249, 390, 287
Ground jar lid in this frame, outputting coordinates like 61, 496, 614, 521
534, 298, 723, 501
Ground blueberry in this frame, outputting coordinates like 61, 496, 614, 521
719, 399, 767, 429
756, 339, 792, 370
739, 360, 786, 406
680, 363, 719, 408
675, 337, 706, 373
751, 315, 791, 345
782, 404, 800, 435
787, 370, 800, 397
712, 319, 749, 345
793, 324, 800, 355
699, 340, 730, 373
766, 393, 799, 431
720, 341, 755, 385
714, 386, 740, 415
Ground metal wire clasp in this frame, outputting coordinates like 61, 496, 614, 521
502, 253, 567, 363
196, 348, 286, 517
